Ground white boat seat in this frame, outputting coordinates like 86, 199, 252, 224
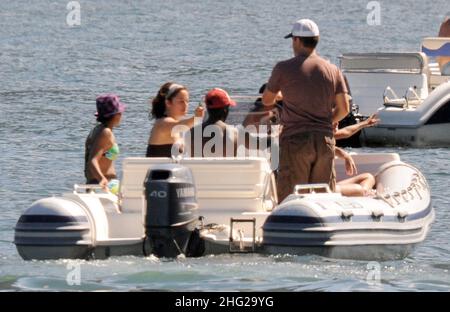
119, 158, 169, 213
429, 73, 450, 89
428, 61, 450, 87
335, 153, 400, 182
120, 157, 276, 214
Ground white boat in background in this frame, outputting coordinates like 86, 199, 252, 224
341, 37, 450, 147
15, 153, 434, 261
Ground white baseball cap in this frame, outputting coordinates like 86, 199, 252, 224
284, 19, 320, 38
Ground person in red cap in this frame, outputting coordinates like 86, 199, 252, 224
186, 88, 238, 157
84, 94, 126, 189
262, 18, 350, 203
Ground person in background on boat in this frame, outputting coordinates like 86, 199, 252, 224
242, 83, 283, 131
333, 122, 377, 196
334, 113, 379, 140
147, 82, 204, 158
262, 18, 349, 203
186, 88, 238, 157
84, 94, 125, 190
334, 147, 376, 197
438, 15, 450, 75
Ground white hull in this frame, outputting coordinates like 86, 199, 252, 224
15, 154, 434, 261
362, 123, 450, 147
341, 44, 450, 147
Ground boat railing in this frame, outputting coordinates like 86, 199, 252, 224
229, 218, 256, 253
383, 86, 423, 109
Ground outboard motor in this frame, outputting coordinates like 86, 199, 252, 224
143, 164, 203, 258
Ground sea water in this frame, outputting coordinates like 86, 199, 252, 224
0, 0, 449, 291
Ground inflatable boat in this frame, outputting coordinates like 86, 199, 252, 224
14, 153, 434, 261
341, 37, 450, 147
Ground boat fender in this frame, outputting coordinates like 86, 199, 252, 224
371, 209, 384, 221
341, 210, 354, 221
396, 210, 409, 222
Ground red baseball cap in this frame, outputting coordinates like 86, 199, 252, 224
205, 88, 237, 109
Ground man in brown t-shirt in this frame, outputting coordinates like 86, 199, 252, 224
262, 18, 349, 203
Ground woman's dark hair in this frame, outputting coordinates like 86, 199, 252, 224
258, 83, 267, 94
96, 115, 114, 124
206, 107, 229, 123
150, 82, 188, 119
297, 36, 319, 49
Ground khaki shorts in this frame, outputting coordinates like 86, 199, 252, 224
276, 132, 336, 203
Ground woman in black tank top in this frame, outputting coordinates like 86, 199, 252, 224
146, 82, 204, 157
146, 143, 181, 158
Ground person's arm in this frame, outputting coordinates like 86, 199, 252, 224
258, 111, 276, 126
262, 89, 277, 107
335, 114, 380, 140
332, 93, 350, 124
88, 128, 113, 188
263, 64, 281, 107
332, 69, 350, 124
159, 106, 205, 133
243, 109, 271, 128
335, 147, 357, 176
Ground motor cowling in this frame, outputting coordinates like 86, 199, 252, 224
14, 197, 93, 260
144, 164, 203, 258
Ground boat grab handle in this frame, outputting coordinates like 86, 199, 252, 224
404, 87, 421, 108
294, 184, 332, 194
341, 210, 354, 221
383, 86, 399, 103
371, 209, 384, 221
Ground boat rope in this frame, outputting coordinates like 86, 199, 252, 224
392, 192, 402, 205
377, 194, 394, 208
376, 172, 428, 207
